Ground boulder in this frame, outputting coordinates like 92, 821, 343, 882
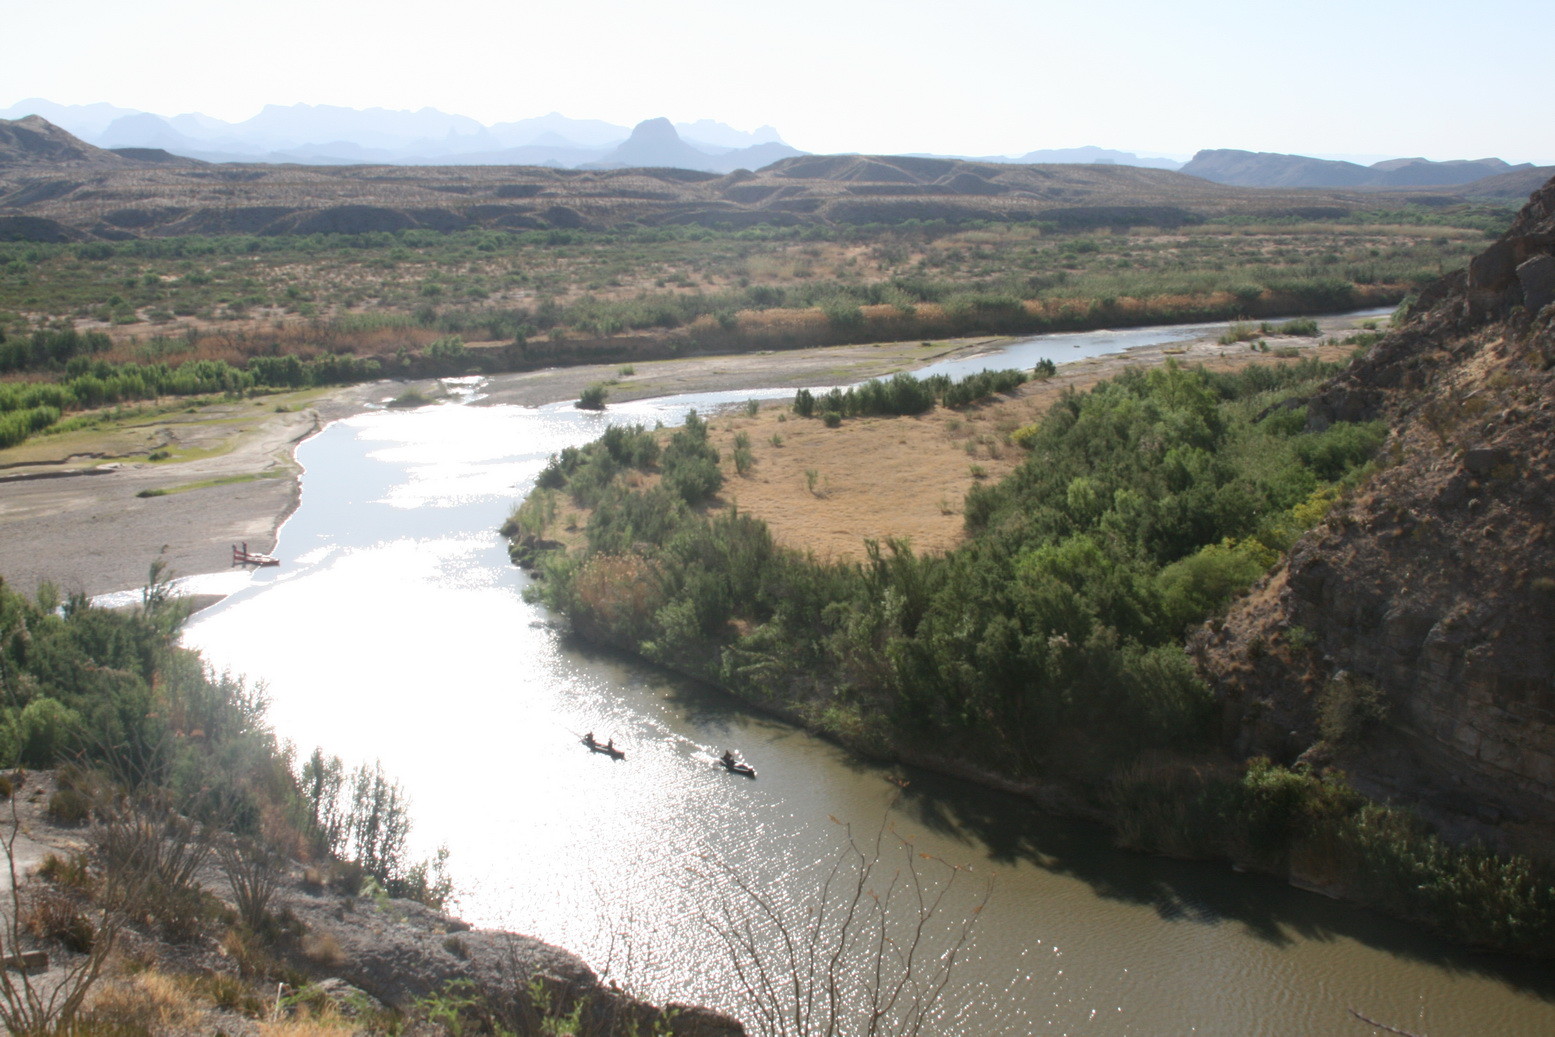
1518, 253, 1555, 314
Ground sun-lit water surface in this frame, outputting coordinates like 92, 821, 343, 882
179, 323, 1555, 1035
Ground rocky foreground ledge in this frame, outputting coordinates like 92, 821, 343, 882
5, 771, 744, 1036
261, 883, 742, 1036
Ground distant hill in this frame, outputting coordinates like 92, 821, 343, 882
0, 121, 1465, 242
1458, 165, 1555, 200
1182, 148, 1532, 189
0, 114, 136, 168
1014, 146, 1181, 170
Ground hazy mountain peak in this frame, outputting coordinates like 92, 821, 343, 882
629, 117, 680, 144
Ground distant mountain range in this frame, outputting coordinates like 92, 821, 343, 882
0, 98, 796, 172
0, 99, 808, 172
1, 99, 1192, 173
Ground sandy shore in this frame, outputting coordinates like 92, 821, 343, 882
0, 314, 1380, 600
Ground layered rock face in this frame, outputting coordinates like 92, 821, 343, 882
1195, 176, 1555, 855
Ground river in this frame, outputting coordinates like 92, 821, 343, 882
180, 321, 1555, 1035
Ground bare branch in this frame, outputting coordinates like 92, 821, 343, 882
695, 820, 992, 1037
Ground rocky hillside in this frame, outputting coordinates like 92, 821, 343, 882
1195, 174, 1555, 855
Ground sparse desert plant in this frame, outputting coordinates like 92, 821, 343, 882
301, 930, 345, 968
0, 800, 135, 1035
192, 971, 265, 1017
92, 800, 214, 942
21, 886, 97, 953
217, 836, 283, 932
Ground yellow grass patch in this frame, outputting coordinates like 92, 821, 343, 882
704, 396, 1043, 563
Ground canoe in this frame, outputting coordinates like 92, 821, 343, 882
582, 737, 625, 760
719, 757, 757, 778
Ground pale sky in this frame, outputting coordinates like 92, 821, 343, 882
4, 0, 1551, 164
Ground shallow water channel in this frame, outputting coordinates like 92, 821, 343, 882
180, 323, 1555, 1035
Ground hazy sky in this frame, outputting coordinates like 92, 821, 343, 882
4, 0, 1551, 163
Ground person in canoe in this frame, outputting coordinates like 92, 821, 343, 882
721, 749, 736, 766
585, 731, 595, 745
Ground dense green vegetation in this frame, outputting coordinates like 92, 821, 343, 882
792, 367, 1034, 420
0, 353, 382, 447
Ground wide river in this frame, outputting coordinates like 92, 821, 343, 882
179, 321, 1555, 1035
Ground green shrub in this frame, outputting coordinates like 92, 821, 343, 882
576, 383, 608, 410
18, 697, 84, 767
1319, 671, 1387, 746
1219, 322, 1260, 344
1264, 317, 1320, 337
387, 388, 434, 409
47, 787, 93, 824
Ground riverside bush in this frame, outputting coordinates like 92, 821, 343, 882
792, 368, 1030, 423
1109, 759, 1555, 955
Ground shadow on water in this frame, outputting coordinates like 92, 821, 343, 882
889, 761, 1555, 1003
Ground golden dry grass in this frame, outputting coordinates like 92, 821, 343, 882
86, 970, 199, 1030
705, 399, 1038, 562
696, 341, 1359, 563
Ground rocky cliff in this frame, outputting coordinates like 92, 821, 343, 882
1194, 175, 1555, 856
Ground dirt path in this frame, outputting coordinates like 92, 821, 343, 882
0, 315, 1380, 599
